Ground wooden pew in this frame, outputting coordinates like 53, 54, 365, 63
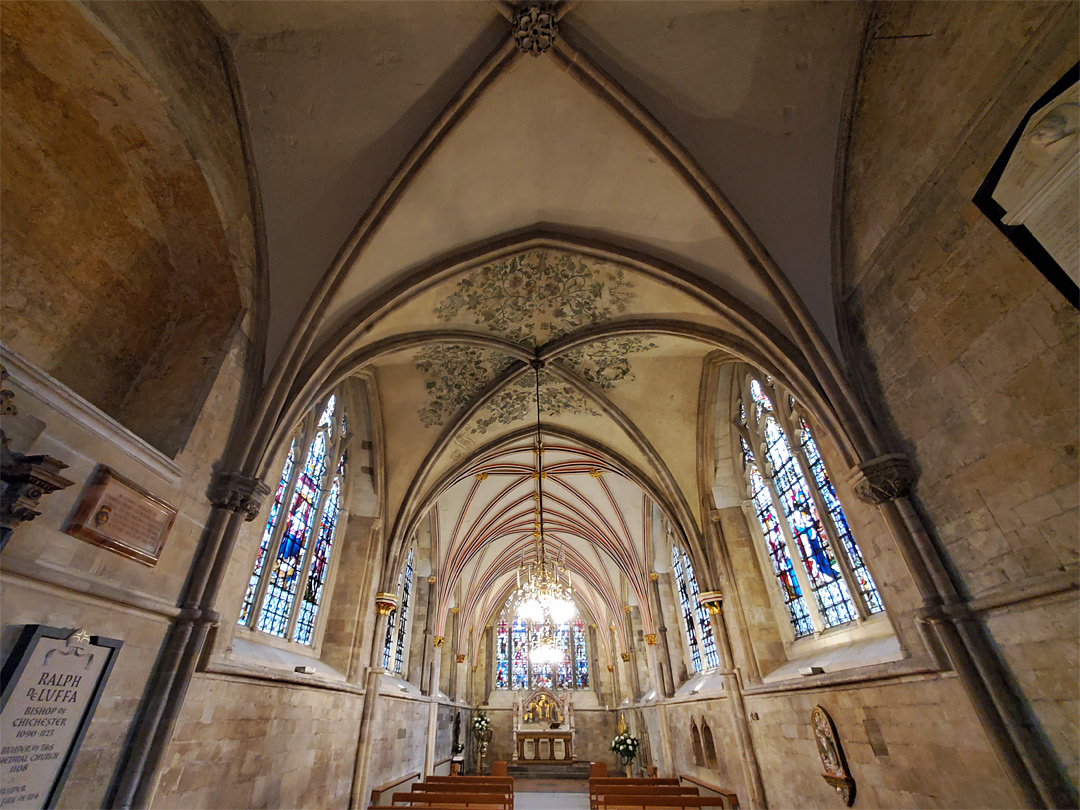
424, 776, 514, 806
589, 778, 683, 810
677, 775, 739, 810
390, 789, 508, 809
598, 797, 727, 809
589, 785, 699, 810
409, 785, 512, 807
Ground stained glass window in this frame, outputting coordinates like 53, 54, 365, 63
673, 546, 702, 672
239, 439, 295, 624
382, 606, 396, 670
800, 420, 885, 615
744, 450, 813, 637
738, 369, 883, 639
496, 619, 510, 689
573, 620, 589, 688
394, 549, 415, 673
240, 392, 348, 646
556, 622, 572, 688
530, 623, 553, 688
762, 414, 856, 627
511, 618, 528, 689
684, 551, 719, 670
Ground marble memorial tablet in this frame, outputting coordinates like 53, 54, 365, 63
0, 626, 122, 809
64, 465, 176, 566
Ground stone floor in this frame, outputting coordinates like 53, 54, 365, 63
516, 791, 589, 809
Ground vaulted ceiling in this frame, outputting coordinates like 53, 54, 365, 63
202, 0, 869, 640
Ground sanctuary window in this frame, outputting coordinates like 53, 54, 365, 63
238, 392, 349, 646
495, 604, 589, 689
382, 547, 415, 673
672, 544, 718, 671
736, 369, 884, 640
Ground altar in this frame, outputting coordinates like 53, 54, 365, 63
512, 687, 575, 763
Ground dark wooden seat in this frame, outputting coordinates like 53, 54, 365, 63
391, 789, 509, 809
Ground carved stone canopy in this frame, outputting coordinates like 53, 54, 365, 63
846, 454, 915, 505
513, 4, 557, 57
0, 447, 74, 540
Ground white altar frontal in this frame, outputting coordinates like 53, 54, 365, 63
513, 687, 575, 763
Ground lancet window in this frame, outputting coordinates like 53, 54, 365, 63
381, 547, 414, 673
672, 544, 718, 671
736, 369, 884, 639
495, 603, 589, 689
238, 392, 349, 646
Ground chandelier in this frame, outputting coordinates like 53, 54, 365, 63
513, 359, 576, 664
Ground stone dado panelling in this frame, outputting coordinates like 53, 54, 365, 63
153, 675, 362, 809
365, 696, 434, 792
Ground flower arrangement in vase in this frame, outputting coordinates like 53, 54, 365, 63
610, 730, 640, 776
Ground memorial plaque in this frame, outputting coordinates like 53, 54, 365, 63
0, 626, 122, 809
64, 465, 177, 566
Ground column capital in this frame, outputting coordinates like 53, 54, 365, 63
847, 454, 915, 504
208, 471, 270, 521
697, 590, 723, 614
374, 592, 398, 615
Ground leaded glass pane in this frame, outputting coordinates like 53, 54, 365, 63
761, 414, 857, 628
239, 439, 295, 625
496, 619, 510, 689
799, 420, 885, 614
745, 453, 813, 637
257, 430, 329, 637
556, 621, 572, 688
293, 476, 341, 644
393, 550, 414, 673
382, 608, 396, 670
673, 546, 702, 672
573, 620, 588, 688
511, 618, 528, 689
684, 551, 719, 669
530, 623, 553, 688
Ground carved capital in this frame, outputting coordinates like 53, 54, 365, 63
434, 636, 445, 648
847, 454, 915, 504
208, 471, 270, 521
697, 590, 723, 615
1, 450, 74, 534
644, 634, 657, 646
620, 652, 631, 662
374, 592, 398, 616
513, 3, 557, 57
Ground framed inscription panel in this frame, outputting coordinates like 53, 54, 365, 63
0, 625, 122, 809
64, 465, 176, 566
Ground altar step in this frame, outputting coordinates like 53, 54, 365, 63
507, 762, 592, 780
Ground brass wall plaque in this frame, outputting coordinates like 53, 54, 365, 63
0, 625, 122, 809
64, 465, 176, 566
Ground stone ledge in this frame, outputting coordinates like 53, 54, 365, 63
1, 344, 183, 484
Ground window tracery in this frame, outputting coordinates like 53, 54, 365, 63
736, 368, 884, 639
238, 392, 349, 646
494, 601, 589, 689
672, 543, 718, 671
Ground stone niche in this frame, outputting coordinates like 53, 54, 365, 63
0, 1, 242, 458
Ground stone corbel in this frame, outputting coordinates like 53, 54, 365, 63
846, 454, 915, 505
0, 449, 74, 546
207, 471, 270, 522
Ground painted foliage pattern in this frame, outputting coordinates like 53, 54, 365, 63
416, 251, 656, 430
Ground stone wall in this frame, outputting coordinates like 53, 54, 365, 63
839, 1, 1079, 788
153, 676, 362, 809
0, 1, 251, 457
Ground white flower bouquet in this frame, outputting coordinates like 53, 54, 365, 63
610, 730, 640, 762
472, 710, 493, 737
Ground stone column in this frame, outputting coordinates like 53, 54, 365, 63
484, 625, 494, 701
408, 576, 432, 686
420, 577, 436, 695
649, 573, 676, 697
624, 606, 642, 700
588, 624, 602, 703
608, 625, 623, 704
448, 608, 460, 699
350, 601, 394, 807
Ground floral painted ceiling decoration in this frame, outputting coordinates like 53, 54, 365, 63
415, 345, 514, 428
434, 251, 634, 345
561, 335, 656, 390
470, 371, 599, 435
415, 252, 657, 431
